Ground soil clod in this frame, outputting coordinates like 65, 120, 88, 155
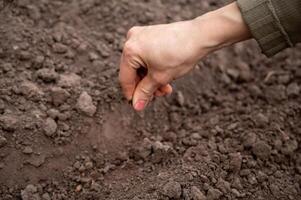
76, 91, 97, 117
44, 117, 57, 137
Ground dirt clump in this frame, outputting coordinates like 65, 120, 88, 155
43, 117, 57, 137
76, 91, 97, 117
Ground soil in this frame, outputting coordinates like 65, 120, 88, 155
0, 0, 300, 200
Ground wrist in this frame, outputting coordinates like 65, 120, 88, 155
193, 2, 251, 53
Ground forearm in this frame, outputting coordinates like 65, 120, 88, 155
193, 2, 252, 54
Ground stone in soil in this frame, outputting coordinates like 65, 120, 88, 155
252, 141, 271, 160
0, 114, 19, 131
44, 117, 57, 137
162, 180, 182, 199
76, 91, 97, 117
50, 87, 70, 106
191, 186, 206, 200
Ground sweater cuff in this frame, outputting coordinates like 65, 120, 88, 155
237, 0, 293, 57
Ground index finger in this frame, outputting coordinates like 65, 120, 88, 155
118, 53, 139, 101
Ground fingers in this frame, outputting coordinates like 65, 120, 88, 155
119, 54, 139, 100
160, 84, 173, 95
155, 84, 173, 97
132, 75, 161, 111
127, 26, 141, 40
120, 26, 173, 111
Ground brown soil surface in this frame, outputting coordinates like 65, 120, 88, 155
0, 0, 300, 199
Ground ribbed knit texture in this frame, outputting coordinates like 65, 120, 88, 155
237, 0, 301, 57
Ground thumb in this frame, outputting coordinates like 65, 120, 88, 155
133, 75, 160, 111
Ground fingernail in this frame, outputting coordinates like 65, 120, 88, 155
134, 100, 147, 111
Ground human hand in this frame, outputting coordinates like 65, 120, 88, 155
119, 2, 251, 111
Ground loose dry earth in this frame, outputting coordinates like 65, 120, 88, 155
0, 0, 300, 200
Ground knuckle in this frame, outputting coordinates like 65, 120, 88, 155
127, 26, 140, 38
123, 41, 138, 57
